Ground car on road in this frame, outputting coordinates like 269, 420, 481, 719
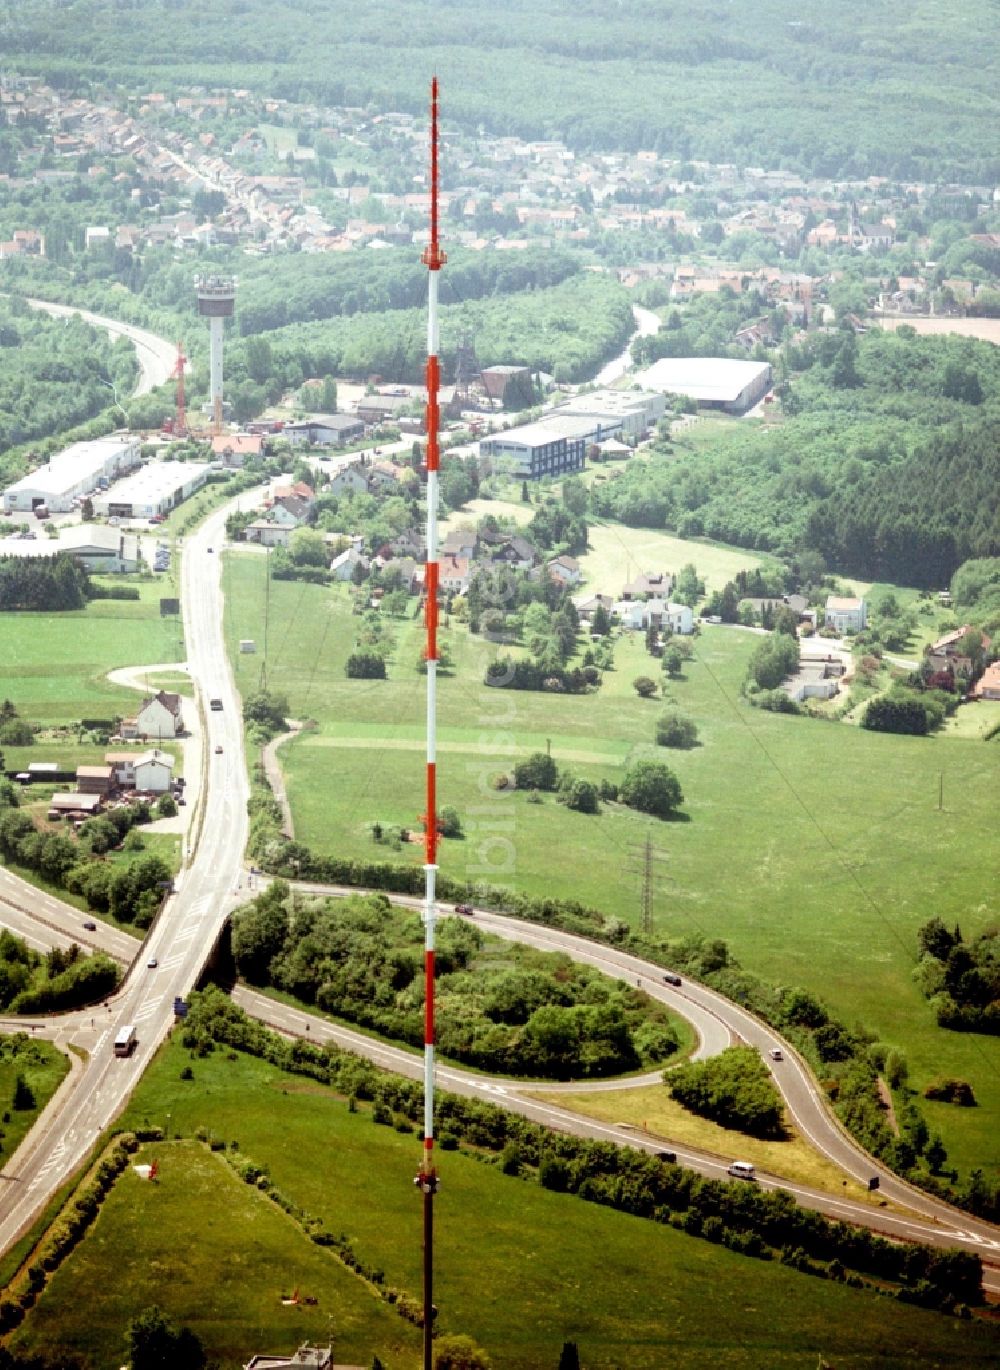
83, 920, 97, 931
655, 1150, 677, 1164
455, 903, 474, 916
214, 745, 223, 754
207, 546, 214, 553
727, 1161, 756, 1181
147, 957, 158, 969
769, 1047, 783, 1061
662, 973, 682, 987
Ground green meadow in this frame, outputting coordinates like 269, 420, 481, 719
222, 554, 1000, 1178
0, 576, 185, 725
15, 1038, 1000, 1369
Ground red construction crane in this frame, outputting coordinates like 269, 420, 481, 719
170, 341, 188, 437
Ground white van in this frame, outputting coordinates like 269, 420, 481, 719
727, 1161, 756, 1181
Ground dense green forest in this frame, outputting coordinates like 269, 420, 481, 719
224, 270, 633, 396
594, 328, 1000, 587
0, 301, 136, 462
4, 0, 1000, 179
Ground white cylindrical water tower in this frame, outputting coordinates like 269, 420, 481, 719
195, 275, 236, 433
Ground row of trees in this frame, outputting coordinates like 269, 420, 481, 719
0, 793, 170, 930
179, 988, 984, 1313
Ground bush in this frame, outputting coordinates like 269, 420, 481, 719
655, 711, 699, 748
346, 652, 386, 679
620, 759, 683, 818
633, 675, 659, 698
155, 793, 177, 818
924, 1078, 977, 1106
513, 751, 558, 791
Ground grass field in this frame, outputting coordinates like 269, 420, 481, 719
530, 1083, 893, 1204
580, 520, 767, 596
0, 581, 185, 725
0, 1036, 69, 1171
223, 553, 1000, 1180
17, 1038, 1000, 1369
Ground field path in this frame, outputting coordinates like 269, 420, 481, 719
299, 735, 623, 765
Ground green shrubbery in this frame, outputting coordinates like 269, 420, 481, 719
178, 988, 983, 1314
231, 888, 679, 1078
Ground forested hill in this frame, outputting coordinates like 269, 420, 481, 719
6, 0, 1000, 180
593, 329, 1000, 588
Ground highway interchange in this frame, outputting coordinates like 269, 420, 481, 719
1, 484, 999, 1295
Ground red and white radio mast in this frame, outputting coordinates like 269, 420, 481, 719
414, 74, 446, 1370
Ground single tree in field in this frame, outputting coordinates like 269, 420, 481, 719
620, 759, 683, 819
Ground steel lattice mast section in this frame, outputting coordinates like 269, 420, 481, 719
414, 74, 446, 1370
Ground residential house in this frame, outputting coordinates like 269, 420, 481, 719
328, 462, 370, 496
329, 546, 368, 582
926, 625, 991, 676
488, 533, 537, 571
127, 690, 183, 741
270, 495, 312, 527
621, 571, 673, 601
211, 433, 265, 466
244, 520, 292, 547
613, 599, 694, 634
973, 661, 1000, 700
572, 592, 614, 622
133, 747, 175, 793
439, 555, 471, 594
442, 528, 477, 560
104, 751, 142, 787
824, 595, 867, 634
270, 481, 315, 505
547, 554, 582, 587
380, 556, 422, 594
367, 460, 404, 492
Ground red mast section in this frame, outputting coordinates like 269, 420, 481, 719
415, 75, 446, 1370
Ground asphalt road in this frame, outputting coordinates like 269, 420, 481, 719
1, 482, 999, 1287
0, 501, 247, 1255
24, 297, 175, 397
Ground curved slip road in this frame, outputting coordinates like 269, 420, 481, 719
24, 297, 175, 396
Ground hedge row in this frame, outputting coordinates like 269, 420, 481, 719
181, 988, 983, 1313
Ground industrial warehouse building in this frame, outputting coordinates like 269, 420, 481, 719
551, 388, 666, 441
636, 357, 773, 414
91, 460, 210, 520
0, 524, 140, 573
479, 415, 592, 480
1, 434, 141, 515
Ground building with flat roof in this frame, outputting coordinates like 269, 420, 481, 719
479, 415, 591, 480
636, 357, 772, 414
2, 434, 141, 514
285, 414, 366, 447
91, 460, 210, 519
553, 388, 666, 440
0, 525, 140, 573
